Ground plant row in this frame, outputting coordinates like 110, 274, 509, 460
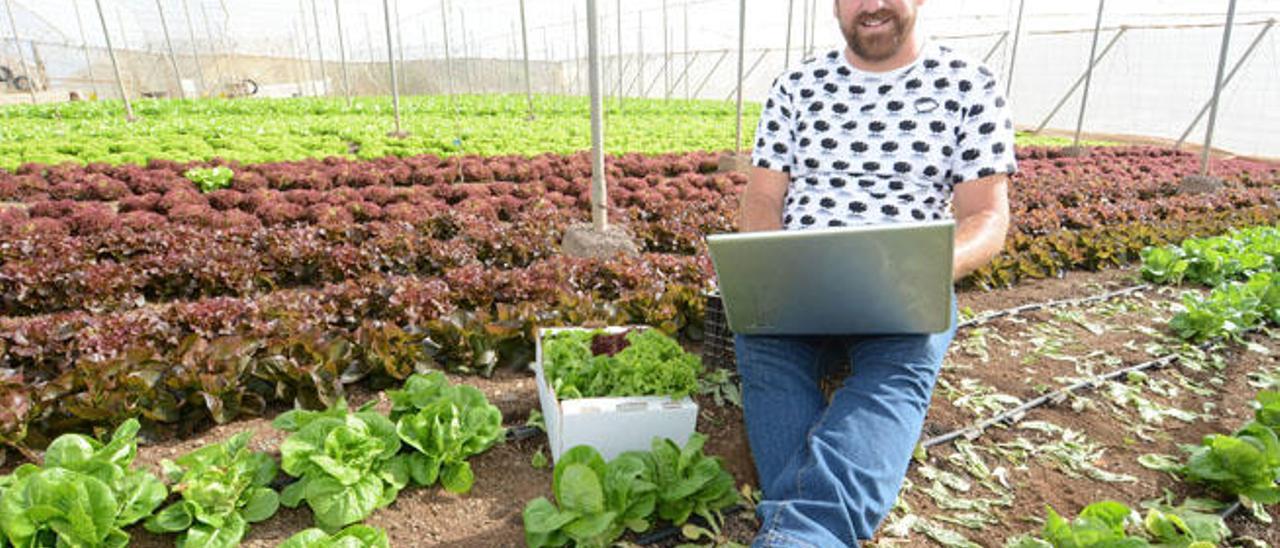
0, 254, 711, 451
1140, 225, 1280, 342
0, 371, 505, 547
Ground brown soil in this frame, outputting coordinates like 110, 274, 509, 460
15, 267, 1280, 547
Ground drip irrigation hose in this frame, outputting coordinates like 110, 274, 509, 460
956, 283, 1152, 329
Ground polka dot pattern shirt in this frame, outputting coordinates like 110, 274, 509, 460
751, 43, 1017, 230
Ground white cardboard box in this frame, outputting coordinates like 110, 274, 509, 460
532, 326, 699, 462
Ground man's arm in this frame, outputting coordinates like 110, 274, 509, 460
737, 167, 790, 233
951, 174, 1010, 280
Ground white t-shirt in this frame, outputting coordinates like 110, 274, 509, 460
751, 43, 1018, 229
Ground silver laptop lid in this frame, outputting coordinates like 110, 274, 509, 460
706, 220, 955, 335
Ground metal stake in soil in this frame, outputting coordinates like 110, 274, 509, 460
519, 0, 535, 119
309, 0, 328, 96
334, 0, 352, 106
587, 0, 608, 231
92, 0, 135, 121
381, 0, 403, 136
155, 0, 186, 99
1199, 0, 1239, 177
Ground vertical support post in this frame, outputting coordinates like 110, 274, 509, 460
72, 0, 100, 96
586, 0, 607, 231
1199, 0, 1238, 177
184, 0, 207, 95
334, 0, 352, 106
3, 0, 37, 104
93, 0, 134, 120
574, 4, 582, 96
616, 0, 623, 108
441, 0, 455, 98
808, 0, 818, 56
683, 2, 689, 100
460, 9, 473, 94
801, 0, 810, 60
310, 0, 328, 96
519, 0, 535, 118
735, 0, 746, 154
785, 0, 795, 67
1176, 19, 1274, 149
1072, 0, 1105, 148
1033, 28, 1127, 133
296, 0, 315, 95
637, 12, 644, 99
1005, 0, 1025, 100
155, 0, 187, 99
662, 0, 670, 99
381, 0, 402, 135
394, 0, 405, 95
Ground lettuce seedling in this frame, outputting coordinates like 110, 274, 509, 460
1181, 421, 1280, 504
388, 372, 504, 494
645, 433, 739, 526
0, 419, 166, 547
144, 431, 280, 548
523, 445, 658, 548
274, 399, 410, 532
279, 524, 390, 548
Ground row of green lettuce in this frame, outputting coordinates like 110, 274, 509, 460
0, 94, 1093, 169
0, 371, 501, 548
1008, 227, 1280, 546
1140, 225, 1279, 342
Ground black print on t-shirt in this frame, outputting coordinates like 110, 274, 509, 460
751, 43, 1018, 229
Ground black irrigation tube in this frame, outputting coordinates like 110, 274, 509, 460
956, 283, 1152, 329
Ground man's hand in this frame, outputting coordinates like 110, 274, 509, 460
952, 174, 1010, 280
738, 167, 790, 232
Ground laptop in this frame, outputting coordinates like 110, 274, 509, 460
705, 220, 955, 335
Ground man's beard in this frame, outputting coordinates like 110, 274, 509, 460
842, 10, 914, 62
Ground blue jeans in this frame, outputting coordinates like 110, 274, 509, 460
734, 305, 956, 547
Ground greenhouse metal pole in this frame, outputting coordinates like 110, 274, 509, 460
92, 0, 134, 121
1072, 0, 1105, 148
616, 0, 622, 108
460, 9, 473, 94
381, 0, 402, 135
1198, 0, 1238, 177
586, 0, 607, 231
519, 0, 535, 119
3, 0, 36, 104
1005, 0, 1025, 100
1176, 19, 1274, 149
333, 0, 352, 106
637, 12, 644, 99
735, 0, 746, 154
785, 0, 795, 67
800, 0, 809, 61
394, 0, 405, 95
184, 0, 207, 95
72, 0, 101, 96
155, 0, 187, 99
296, 0, 316, 95
574, 4, 582, 95
662, 0, 669, 99
683, 3, 689, 100
982, 31, 1009, 63
809, 0, 818, 56
309, 0, 328, 96
441, 0, 455, 98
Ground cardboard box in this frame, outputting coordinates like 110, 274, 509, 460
532, 326, 699, 462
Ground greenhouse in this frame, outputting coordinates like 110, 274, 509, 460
0, 0, 1277, 546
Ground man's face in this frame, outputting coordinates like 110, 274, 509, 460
835, 0, 923, 62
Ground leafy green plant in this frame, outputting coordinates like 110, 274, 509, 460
183, 166, 234, 193
274, 399, 409, 532
522, 445, 658, 548
1180, 420, 1280, 504
1009, 499, 1226, 548
697, 368, 743, 408
543, 328, 702, 400
279, 524, 390, 548
143, 431, 279, 548
646, 434, 740, 526
386, 372, 504, 494
0, 419, 166, 547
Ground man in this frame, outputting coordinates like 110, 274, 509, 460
736, 0, 1015, 545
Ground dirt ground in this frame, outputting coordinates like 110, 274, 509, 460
16, 266, 1280, 547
